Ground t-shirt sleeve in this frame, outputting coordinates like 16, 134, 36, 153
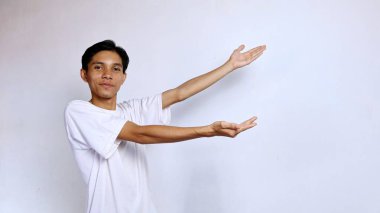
64, 101, 127, 159
122, 92, 171, 125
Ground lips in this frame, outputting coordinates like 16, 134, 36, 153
99, 83, 114, 88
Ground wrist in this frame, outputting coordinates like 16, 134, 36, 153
224, 60, 236, 72
196, 125, 215, 137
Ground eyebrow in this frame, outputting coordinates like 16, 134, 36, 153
90, 62, 123, 67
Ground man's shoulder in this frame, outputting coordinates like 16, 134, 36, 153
67, 99, 87, 106
65, 100, 89, 111
118, 93, 162, 106
64, 100, 93, 119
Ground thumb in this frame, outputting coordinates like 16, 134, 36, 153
236, 44, 245, 52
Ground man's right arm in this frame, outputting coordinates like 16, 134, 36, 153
117, 116, 257, 144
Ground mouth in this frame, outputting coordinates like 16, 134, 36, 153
99, 83, 114, 88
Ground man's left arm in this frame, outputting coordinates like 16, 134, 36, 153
162, 44, 266, 109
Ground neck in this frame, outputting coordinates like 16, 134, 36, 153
90, 96, 117, 110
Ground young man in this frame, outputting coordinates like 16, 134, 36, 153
64, 40, 266, 213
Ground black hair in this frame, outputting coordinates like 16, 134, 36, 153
81, 40, 129, 73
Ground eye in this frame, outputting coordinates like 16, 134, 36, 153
94, 65, 102, 70
113, 67, 122, 72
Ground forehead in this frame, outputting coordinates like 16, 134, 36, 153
90, 50, 122, 65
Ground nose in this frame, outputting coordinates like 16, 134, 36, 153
101, 68, 113, 80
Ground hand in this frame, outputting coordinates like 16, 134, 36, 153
227, 44, 266, 70
210, 116, 257, 138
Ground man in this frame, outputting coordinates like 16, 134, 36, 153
64, 40, 266, 213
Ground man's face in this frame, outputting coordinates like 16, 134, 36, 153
81, 50, 126, 100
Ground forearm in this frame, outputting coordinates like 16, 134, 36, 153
118, 117, 257, 144
137, 124, 214, 144
177, 61, 234, 101
175, 44, 266, 101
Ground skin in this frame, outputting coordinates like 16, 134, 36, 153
80, 50, 126, 110
81, 44, 266, 144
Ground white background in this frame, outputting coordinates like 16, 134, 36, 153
1, 0, 379, 212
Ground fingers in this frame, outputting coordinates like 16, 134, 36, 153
248, 45, 266, 55
220, 121, 239, 130
217, 116, 258, 138
234, 44, 266, 56
239, 45, 266, 64
237, 116, 257, 132
235, 44, 245, 53
224, 122, 257, 138
250, 46, 266, 57
242, 49, 264, 65
237, 44, 266, 53
221, 117, 257, 129
252, 50, 264, 59
238, 122, 257, 133
253, 45, 266, 51
242, 116, 257, 124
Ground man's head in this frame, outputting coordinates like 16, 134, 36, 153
80, 40, 129, 101
81, 40, 129, 73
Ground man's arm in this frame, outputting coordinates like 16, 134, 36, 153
117, 116, 257, 144
162, 44, 266, 109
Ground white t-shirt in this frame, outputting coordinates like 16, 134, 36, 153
64, 93, 171, 213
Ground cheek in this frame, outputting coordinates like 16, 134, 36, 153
116, 75, 126, 85
87, 73, 101, 83
86, 76, 100, 89
114, 82, 123, 90
87, 78, 97, 86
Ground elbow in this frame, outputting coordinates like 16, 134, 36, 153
134, 136, 158, 145
118, 121, 151, 144
133, 135, 150, 144
131, 125, 155, 144
130, 125, 148, 144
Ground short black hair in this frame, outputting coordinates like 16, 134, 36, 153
81, 40, 129, 73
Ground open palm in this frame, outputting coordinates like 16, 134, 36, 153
228, 44, 266, 70
211, 116, 257, 138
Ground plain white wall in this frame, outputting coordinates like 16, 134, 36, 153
1, 0, 379, 212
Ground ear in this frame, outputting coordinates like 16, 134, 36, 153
80, 69, 88, 82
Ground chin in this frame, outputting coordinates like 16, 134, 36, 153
96, 92, 116, 99
101, 94, 116, 99
91, 88, 118, 99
